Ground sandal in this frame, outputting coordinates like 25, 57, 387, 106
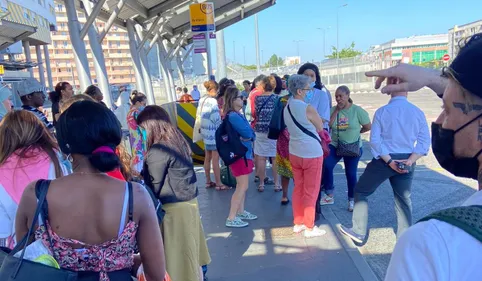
274, 185, 282, 192
205, 182, 216, 188
216, 185, 232, 191
257, 184, 265, 192
281, 198, 290, 205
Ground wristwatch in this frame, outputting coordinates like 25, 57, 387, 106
386, 159, 393, 165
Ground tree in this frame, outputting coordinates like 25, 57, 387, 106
265, 54, 284, 67
326, 42, 362, 59
239, 64, 257, 71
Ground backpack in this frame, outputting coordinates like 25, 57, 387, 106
418, 205, 482, 242
267, 97, 285, 140
215, 111, 248, 166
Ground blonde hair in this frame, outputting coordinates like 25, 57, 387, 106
60, 94, 95, 113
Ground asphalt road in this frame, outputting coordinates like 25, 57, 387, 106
327, 89, 479, 280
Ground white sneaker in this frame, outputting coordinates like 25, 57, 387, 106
320, 194, 334, 205
348, 200, 354, 212
304, 226, 327, 238
293, 224, 306, 233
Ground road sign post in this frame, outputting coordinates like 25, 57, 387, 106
190, 3, 216, 77
442, 54, 450, 62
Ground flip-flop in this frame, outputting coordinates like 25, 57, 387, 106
274, 185, 282, 192
216, 185, 232, 191
205, 182, 216, 188
257, 184, 265, 192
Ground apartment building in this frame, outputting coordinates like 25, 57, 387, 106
23, 2, 136, 90
448, 19, 482, 59
369, 34, 448, 68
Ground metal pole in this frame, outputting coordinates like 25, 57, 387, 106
35, 45, 46, 87
243, 45, 246, 65
22, 41, 34, 77
336, 9, 339, 85
65, 0, 92, 91
135, 24, 155, 105
255, 14, 260, 74
205, 32, 213, 77
157, 40, 173, 102
216, 30, 227, 79
98, 0, 125, 43
176, 55, 186, 86
43, 46, 53, 90
162, 40, 177, 102
83, 0, 113, 108
80, 0, 106, 40
126, 20, 146, 93
233, 41, 236, 63
323, 29, 326, 59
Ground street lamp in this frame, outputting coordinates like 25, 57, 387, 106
317, 26, 331, 60
293, 40, 303, 60
337, 3, 348, 85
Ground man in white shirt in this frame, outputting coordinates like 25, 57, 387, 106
340, 90, 430, 243
362, 33, 482, 281
191, 85, 201, 101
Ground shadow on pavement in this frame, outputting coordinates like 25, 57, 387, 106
328, 142, 478, 280
197, 172, 367, 281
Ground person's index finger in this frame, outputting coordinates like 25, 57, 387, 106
365, 67, 396, 78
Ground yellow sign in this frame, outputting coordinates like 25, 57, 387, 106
190, 2, 215, 32
0, 65, 4, 75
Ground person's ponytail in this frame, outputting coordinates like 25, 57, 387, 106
88, 146, 120, 172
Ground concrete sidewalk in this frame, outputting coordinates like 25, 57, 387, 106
196, 170, 378, 281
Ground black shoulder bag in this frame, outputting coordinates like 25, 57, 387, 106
335, 112, 361, 157
0, 180, 78, 281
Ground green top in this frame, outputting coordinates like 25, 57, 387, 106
330, 104, 370, 148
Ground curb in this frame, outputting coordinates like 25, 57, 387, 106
321, 206, 379, 281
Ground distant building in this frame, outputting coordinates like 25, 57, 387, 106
369, 34, 448, 68
284, 56, 300, 66
448, 19, 482, 60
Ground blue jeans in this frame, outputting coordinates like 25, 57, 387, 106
352, 155, 414, 238
322, 144, 362, 200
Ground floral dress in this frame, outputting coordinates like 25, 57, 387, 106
127, 107, 146, 173
275, 97, 293, 178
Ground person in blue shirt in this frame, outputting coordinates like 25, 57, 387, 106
222, 86, 257, 228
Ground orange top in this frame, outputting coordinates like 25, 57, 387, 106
179, 94, 194, 103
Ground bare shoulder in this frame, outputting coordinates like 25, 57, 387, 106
131, 182, 153, 216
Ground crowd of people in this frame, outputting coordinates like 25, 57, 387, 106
0, 32, 481, 280
0, 79, 209, 281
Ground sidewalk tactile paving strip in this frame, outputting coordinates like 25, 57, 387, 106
270, 227, 297, 239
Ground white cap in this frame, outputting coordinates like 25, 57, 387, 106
17, 78, 45, 97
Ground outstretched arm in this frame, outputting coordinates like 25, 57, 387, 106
365, 64, 448, 97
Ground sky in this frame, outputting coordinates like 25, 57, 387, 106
208, 0, 482, 65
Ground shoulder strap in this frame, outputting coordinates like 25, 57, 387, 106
150, 143, 194, 169
197, 96, 209, 117
10, 180, 50, 266
256, 95, 274, 117
418, 205, 482, 243
128, 182, 133, 221
287, 104, 321, 146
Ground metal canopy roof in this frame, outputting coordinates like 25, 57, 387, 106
70, 0, 275, 46
0, 19, 36, 51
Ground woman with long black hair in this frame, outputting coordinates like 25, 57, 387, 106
297, 63, 332, 130
49, 81, 73, 125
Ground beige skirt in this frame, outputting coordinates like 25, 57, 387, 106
161, 198, 211, 281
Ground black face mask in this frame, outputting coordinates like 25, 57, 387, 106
432, 113, 482, 180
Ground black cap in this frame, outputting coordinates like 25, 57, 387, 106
450, 33, 482, 98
